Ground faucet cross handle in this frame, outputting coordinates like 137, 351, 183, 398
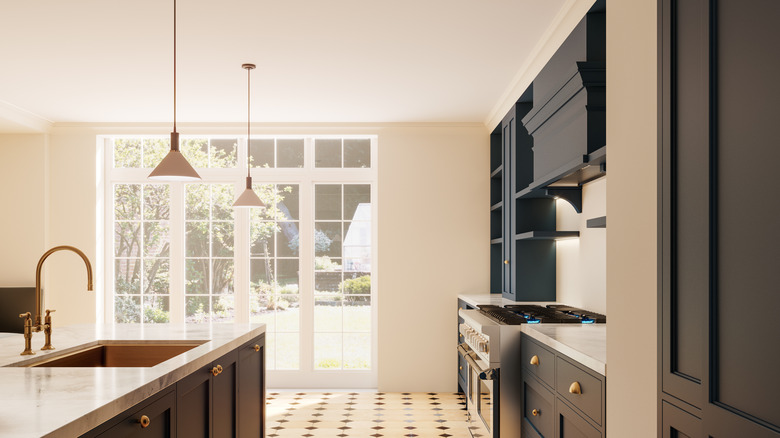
19, 312, 35, 356
42, 309, 56, 351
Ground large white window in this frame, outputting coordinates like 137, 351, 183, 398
105, 135, 377, 387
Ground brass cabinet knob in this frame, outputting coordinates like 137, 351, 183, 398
459, 306, 463, 310
503, 260, 509, 264
459, 366, 463, 370
569, 381, 582, 395
212, 366, 220, 376
532, 409, 540, 417
139, 415, 150, 428
530, 355, 539, 366
254, 344, 260, 352
217, 364, 223, 374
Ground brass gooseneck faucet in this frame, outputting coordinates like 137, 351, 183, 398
19, 246, 94, 355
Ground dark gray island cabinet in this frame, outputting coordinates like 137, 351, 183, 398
520, 334, 605, 438
80, 334, 265, 438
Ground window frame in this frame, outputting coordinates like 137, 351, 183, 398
102, 134, 378, 387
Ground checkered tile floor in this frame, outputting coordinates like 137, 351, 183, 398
266, 391, 470, 437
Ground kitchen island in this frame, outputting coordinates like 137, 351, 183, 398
0, 323, 265, 438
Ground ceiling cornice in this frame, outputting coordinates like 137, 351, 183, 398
0, 99, 53, 133
485, 0, 597, 130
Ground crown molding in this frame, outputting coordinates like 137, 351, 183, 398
0, 100, 54, 133
485, 0, 597, 130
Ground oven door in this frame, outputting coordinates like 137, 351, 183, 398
458, 343, 499, 438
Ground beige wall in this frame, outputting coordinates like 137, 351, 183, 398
606, 0, 658, 436
376, 126, 489, 391
557, 177, 607, 314
0, 134, 49, 285
0, 123, 488, 391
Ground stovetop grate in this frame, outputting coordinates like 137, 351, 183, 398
476, 304, 607, 325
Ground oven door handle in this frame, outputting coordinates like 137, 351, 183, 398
457, 343, 498, 380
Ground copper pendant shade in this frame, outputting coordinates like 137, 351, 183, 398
148, 0, 201, 181
233, 64, 264, 208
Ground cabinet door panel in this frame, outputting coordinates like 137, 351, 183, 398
709, 0, 780, 433
238, 335, 265, 438
661, 401, 700, 438
177, 365, 211, 438
213, 349, 238, 438
661, 0, 708, 408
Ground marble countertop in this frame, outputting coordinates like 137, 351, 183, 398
521, 324, 606, 375
0, 323, 265, 438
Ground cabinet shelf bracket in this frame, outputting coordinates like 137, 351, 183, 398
545, 188, 582, 213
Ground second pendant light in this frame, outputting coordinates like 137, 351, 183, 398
233, 63, 265, 209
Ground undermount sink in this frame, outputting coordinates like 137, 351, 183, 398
21, 341, 207, 368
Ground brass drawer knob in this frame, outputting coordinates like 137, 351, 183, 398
530, 355, 539, 366
459, 366, 463, 370
569, 381, 582, 395
212, 365, 223, 376
532, 409, 540, 417
139, 415, 150, 428
504, 260, 509, 264
254, 344, 260, 352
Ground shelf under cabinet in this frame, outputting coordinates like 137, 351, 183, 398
515, 231, 580, 241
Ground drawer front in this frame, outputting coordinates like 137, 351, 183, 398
555, 356, 604, 426
521, 335, 555, 388
555, 397, 603, 438
522, 371, 555, 438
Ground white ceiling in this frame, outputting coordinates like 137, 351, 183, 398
0, 0, 571, 131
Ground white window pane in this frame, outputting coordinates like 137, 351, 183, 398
277, 139, 304, 168
344, 139, 370, 168
115, 295, 141, 323
315, 139, 341, 168
343, 298, 371, 332
143, 295, 170, 323
276, 333, 299, 370
343, 333, 371, 369
315, 296, 342, 332
115, 184, 140, 220
114, 139, 141, 168
314, 333, 342, 369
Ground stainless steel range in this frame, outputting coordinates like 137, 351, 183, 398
457, 304, 606, 438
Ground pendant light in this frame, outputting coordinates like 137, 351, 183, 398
233, 64, 265, 208
148, 0, 201, 181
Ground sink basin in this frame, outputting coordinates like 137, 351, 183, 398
23, 341, 207, 367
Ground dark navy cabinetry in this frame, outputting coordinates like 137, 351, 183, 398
659, 0, 780, 436
520, 334, 605, 438
490, 2, 607, 301
81, 334, 265, 438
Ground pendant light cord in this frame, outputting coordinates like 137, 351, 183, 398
247, 66, 251, 179
173, 0, 177, 133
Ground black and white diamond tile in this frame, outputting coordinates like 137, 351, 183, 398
266, 391, 469, 437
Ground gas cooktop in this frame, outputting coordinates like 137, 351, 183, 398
477, 304, 606, 325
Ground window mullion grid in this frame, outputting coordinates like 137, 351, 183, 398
169, 182, 185, 323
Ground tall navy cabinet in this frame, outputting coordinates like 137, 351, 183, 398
659, 1, 780, 436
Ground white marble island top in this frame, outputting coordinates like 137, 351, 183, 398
521, 324, 607, 375
0, 323, 265, 438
